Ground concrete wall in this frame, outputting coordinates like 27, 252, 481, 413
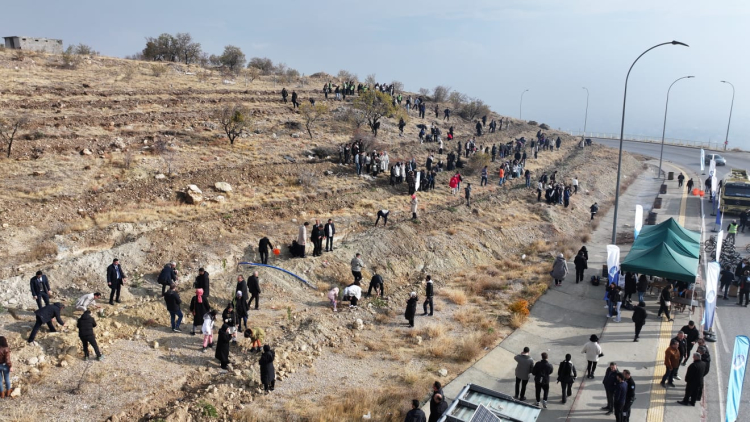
3, 36, 63, 54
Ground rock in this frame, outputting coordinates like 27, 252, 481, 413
214, 182, 232, 192
80, 148, 93, 155
414, 336, 423, 345
355, 319, 364, 331
113, 321, 122, 329
324, 170, 333, 176
213, 195, 226, 203
291, 133, 301, 139
438, 368, 448, 377
152, 341, 159, 349
27, 356, 38, 365
10, 387, 21, 397
32, 171, 45, 176
59, 360, 68, 368
185, 185, 203, 204
77, 208, 86, 217
155, 173, 166, 180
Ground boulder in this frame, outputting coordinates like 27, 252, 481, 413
213, 195, 226, 203
185, 185, 203, 204
438, 368, 448, 377
355, 319, 364, 331
80, 148, 93, 155
214, 182, 232, 192
154, 174, 166, 180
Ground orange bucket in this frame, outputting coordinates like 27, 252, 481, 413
699, 190, 705, 197
273, 248, 280, 255
692, 188, 699, 196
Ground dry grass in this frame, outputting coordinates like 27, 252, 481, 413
419, 322, 447, 340
400, 364, 421, 385
456, 333, 484, 362
466, 275, 507, 296
581, 233, 591, 243
509, 312, 528, 329
443, 288, 467, 305
426, 338, 455, 359
26, 241, 58, 262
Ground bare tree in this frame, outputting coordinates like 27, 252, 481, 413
337, 69, 357, 82
365, 73, 377, 86
458, 98, 491, 121
0, 116, 28, 158
449, 91, 468, 109
299, 102, 329, 139
418, 87, 430, 97
216, 105, 251, 145
433, 85, 451, 103
343, 108, 368, 130
391, 80, 404, 92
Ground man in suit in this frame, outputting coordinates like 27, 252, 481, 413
404, 399, 426, 422
258, 236, 273, 265
248, 271, 261, 310
106, 259, 127, 305
30, 270, 52, 309
678, 353, 707, 406
632, 303, 647, 342
195, 268, 210, 298
324, 219, 336, 252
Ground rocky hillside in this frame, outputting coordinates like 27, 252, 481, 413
0, 49, 642, 421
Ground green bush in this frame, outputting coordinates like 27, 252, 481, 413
200, 401, 218, 418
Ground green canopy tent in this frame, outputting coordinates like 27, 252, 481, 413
631, 228, 700, 258
637, 217, 701, 245
621, 242, 698, 283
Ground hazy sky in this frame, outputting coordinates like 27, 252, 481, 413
3, 0, 748, 147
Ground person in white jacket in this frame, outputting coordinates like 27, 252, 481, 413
582, 334, 603, 379
343, 281, 362, 308
201, 310, 217, 353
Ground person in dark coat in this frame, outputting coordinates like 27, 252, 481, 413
405, 292, 418, 328
680, 321, 700, 365
632, 303, 647, 342
215, 323, 232, 370
678, 353, 706, 406
368, 269, 385, 297
106, 258, 127, 305
311, 222, 324, 257
30, 270, 52, 309
234, 291, 249, 331
423, 275, 435, 316
77, 310, 102, 360
259, 344, 276, 392
532, 352, 553, 408
601, 362, 619, 414
248, 271, 261, 310
636, 274, 649, 305
623, 370, 636, 422
164, 284, 183, 332
27, 302, 65, 344
657, 283, 673, 322
720, 265, 735, 300
624, 272, 637, 302
157, 262, 178, 296
235, 275, 249, 308
258, 237, 274, 265
405, 399, 427, 422
557, 353, 577, 403
672, 331, 688, 377
428, 394, 449, 422
189, 288, 211, 335
324, 219, 336, 252
573, 250, 588, 284
222, 302, 238, 343
195, 268, 210, 298
613, 372, 628, 421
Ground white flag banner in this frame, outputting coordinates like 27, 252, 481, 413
710, 159, 716, 177
700, 149, 705, 171
711, 175, 718, 196
634, 205, 643, 239
415, 171, 421, 191
716, 230, 724, 263
607, 245, 621, 287
704, 261, 719, 332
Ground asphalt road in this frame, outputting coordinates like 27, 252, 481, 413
596, 138, 750, 422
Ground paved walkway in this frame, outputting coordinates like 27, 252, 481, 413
428, 160, 707, 422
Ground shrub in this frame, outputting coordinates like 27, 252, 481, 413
509, 312, 527, 329
443, 288, 467, 305
455, 333, 483, 362
528, 120, 538, 126
539, 123, 550, 130
200, 401, 218, 418
508, 299, 530, 316
151, 64, 167, 77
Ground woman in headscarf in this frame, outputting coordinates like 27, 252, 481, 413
405, 292, 418, 328
189, 288, 211, 336
550, 253, 569, 287
215, 323, 231, 371
259, 344, 276, 393
222, 302, 238, 344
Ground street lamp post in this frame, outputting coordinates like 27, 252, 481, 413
658, 76, 694, 177
520, 89, 529, 120
612, 41, 689, 245
582, 87, 589, 143
721, 81, 735, 151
